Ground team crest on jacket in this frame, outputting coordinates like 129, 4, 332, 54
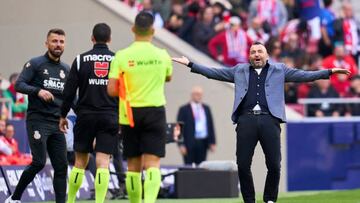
60, 70, 66, 79
33, 130, 41, 140
94, 62, 109, 77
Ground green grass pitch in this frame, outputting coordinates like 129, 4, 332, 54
36, 189, 360, 203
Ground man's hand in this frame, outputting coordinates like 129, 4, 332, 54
331, 68, 351, 75
179, 145, 187, 156
38, 89, 54, 102
173, 123, 181, 142
59, 117, 68, 133
209, 144, 216, 153
172, 56, 190, 66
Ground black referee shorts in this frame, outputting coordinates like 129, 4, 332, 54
122, 106, 166, 158
73, 113, 119, 154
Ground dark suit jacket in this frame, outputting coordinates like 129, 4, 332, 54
177, 103, 216, 150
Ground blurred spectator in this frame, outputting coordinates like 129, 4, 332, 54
186, 0, 208, 8
3, 73, 28, 120
122, 0, 143, 12
0, 123, 32, 165
142, 0, 164, 28
192, 6, 217, 55
247, 16, 270, 44
333, 1, 360, 62
307, 79, 340, 117
265, 37, 282, 63
177, 86, 216, 165
152, 0, 172, 22
0, 74, 10, 120
0, 119, 6, 136
283, 0, 299, 20
322, 43, 358, 97
0, 74, 4, 98
0, 131, 13, 165
122, 0, 166, 28
318, 0, 335, 57
0, 135, 12, 156
295, 0, 322, 42
165, 2, 184, 33
281, 31, 307, 67
344, 75, 360, 116
297, 54, 323, 99
178, 2, 200, 44
209, 0, 231, 24
248, 0, 288, 35
208, 16, 252, 66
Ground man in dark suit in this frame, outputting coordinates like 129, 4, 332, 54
177, 86, 216, 165
172, 42, 350, 203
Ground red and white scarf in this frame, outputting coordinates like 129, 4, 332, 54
226, 29, 248, 63
257, 0, 278, 26
343, 18, 359, 55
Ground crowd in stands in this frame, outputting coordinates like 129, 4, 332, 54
0, 73, 30, 165
121, 0, 360, 117
0, 120, 31, 165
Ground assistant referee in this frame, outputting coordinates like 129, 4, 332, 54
107, 12, 173, 203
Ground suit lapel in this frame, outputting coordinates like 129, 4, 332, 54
187, 103, 195, 122
244, 65, 249, 85
266, 64, 275, 83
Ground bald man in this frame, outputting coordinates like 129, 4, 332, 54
177, 86, 216, 165
173, 41, 350, 203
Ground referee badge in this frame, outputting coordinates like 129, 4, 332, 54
33, 130, 41, 140
60, 70, 65, 79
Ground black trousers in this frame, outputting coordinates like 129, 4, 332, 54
183, 139, 208, 165
12, 120, 68, 203
112, 138, 126, 185
236, 114, 281, 203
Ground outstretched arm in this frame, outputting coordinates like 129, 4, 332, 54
284, 64, 350, 82
172, 56, 235, 83
331, 68, 351, 75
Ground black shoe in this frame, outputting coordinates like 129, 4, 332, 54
87, 189, 95, 200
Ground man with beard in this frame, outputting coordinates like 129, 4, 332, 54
172, 41, 350, 203
6, 29, 69, 203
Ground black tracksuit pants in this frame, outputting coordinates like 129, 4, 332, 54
12, 119, 68, 203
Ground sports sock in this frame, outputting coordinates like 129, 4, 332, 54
95, 168, 110, 203
126, 171, 142, 203
144, 167, 161, 203
67, 167, 85, 203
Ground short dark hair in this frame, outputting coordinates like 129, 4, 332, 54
92, 23, 111, 43
252, 41, 264, 46
9, 73, 19, 83
323, 0, 332, 7
47, 28, 65, 37
134, 11, 154, 36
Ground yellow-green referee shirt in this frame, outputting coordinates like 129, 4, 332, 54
109, 41, 173, 125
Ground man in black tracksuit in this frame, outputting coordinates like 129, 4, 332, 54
59, 23, 119, 203
6, 29, 69, 203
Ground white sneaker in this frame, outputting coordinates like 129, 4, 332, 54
5, 196, 21, 203
266, 201, 275, 203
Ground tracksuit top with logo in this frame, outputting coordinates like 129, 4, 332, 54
60, 44, 118, 118
15, 53, 70, 122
